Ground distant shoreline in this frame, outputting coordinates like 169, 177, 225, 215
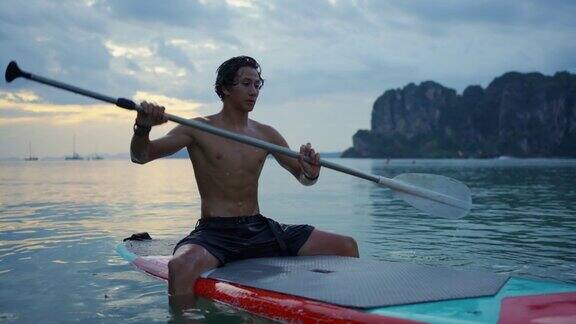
3, 156, 576, 162
0, 150, 345, 161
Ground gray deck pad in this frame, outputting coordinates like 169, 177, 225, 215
125, 239, 509, 309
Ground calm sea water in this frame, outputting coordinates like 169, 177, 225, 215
1, 158, 575, 323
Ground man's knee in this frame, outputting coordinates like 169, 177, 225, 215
341, 236, 359, 258
168, 245, 217, 278
168, 252, 196, 279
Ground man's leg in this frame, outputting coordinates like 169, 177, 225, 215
297, 229, 359, 257
168, 244, 220, 297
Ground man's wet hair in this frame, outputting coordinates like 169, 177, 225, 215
215, 56, 264, 100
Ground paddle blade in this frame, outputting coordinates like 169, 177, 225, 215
389, 173, 472, 219
5, 61, 23, 82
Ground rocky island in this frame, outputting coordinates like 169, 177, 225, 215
342, 71, 576, 158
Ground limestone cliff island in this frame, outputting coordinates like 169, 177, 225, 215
342, 71, 576, 158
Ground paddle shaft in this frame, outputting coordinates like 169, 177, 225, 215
16, 67, 381, 183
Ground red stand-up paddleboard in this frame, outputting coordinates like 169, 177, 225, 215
117, 238, 576, 323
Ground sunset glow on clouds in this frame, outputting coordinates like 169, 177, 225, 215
0, 90, 202, 126
1, 0, 574, 158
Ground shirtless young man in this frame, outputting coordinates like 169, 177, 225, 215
130, 56, 359, 298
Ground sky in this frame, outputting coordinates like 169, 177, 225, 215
1, 0, 575, 158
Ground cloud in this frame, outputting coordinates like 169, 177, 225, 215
0, 90, 203, 126
0, 1, 116, 104
227, 0, 256, 9
99, 0, 233, 31
0, 90, 40, 103
104, 41, 154, 59
132, 91, 203, 116
378, 1, 576, 30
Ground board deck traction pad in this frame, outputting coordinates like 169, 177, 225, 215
120, 238, 508, 308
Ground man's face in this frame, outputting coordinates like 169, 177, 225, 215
224, 66, 262, 112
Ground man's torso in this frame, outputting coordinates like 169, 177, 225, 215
185, 115, 272, 217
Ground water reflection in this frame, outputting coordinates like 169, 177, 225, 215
367, 158, 576, 282
0, 160, 203, 240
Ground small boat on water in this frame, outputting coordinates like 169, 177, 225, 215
65, 153, 83, 160
87, 145, 104, 160
87, 153, 104, 160
24, 141, 38, 161
65, 135, 83, 160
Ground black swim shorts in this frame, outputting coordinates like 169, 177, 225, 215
173, 214, 314, 265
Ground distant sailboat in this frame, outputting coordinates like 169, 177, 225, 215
24, 141, 38, 161
65, 134, 83, 160
89, 145, 104, 160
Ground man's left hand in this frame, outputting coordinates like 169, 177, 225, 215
298, 143, 320, 178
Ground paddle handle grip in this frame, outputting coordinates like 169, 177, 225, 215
12, 65, 140, 113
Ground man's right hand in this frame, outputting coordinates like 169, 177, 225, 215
136, 101, 168, 127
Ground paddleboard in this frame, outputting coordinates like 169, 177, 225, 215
117, 236, 576, 323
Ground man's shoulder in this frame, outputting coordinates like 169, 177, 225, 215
194, 115, 214, 123
170, 116, 211, 135
183, 115, 216, 131
249, 118, 271, 130
250, 119, 281, 137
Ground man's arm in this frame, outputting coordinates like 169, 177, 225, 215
265, 126, 321, 185
130, 101, 194, 164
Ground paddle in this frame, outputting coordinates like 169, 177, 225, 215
5, 61, 472, 218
